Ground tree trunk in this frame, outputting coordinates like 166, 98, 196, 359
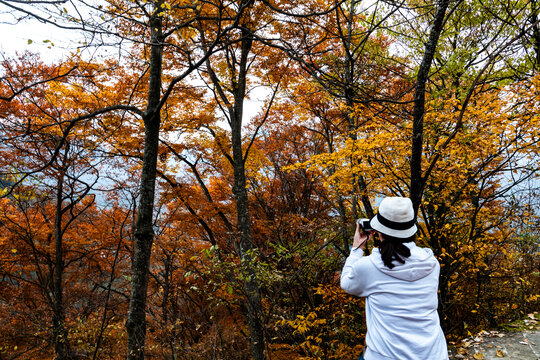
344, 0, 373, 223
230, 29, 266, 360
53, 169, 70, 360
126, 6, 163, 360
410, 0, 450, 215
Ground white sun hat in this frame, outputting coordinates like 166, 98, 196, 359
370, 197, 418, 238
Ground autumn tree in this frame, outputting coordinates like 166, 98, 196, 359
0, 53, 150, 359
0, 192, 135, 359
191, 10, 274, 358
1, 58, 92, 359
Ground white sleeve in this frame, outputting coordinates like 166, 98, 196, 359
340, 248, 372, 297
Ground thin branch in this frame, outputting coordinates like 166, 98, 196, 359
0, 66, 78, 102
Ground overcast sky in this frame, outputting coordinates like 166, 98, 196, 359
0, 0, 100, 63
0, 18, 84, 62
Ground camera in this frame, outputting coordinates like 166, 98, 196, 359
356, 218, 372, 232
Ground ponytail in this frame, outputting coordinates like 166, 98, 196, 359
379, 234, 415, 269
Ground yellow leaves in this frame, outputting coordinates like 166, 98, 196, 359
496, 349, 505, 357
279, 311, 328, 335
314, 286, 326, 295
274, 283, 365, 359
473, 353, 485, 359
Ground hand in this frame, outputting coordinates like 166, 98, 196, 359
352, 222, 373, 250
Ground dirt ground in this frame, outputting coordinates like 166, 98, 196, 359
448, 314, 540, 360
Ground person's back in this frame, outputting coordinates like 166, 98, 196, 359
340, 197, 448, 360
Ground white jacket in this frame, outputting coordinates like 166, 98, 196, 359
341, 242, 448, 360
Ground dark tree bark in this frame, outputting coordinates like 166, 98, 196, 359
410, 0, 450, 216
125, 6, 163, 360
52, 166, 70, 360
229, 28, 266, 360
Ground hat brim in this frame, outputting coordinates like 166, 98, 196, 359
370, 216, 418, 238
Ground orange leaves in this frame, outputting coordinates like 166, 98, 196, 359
0, 194, 134, 359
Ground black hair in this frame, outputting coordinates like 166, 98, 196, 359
378, 233, 415, 269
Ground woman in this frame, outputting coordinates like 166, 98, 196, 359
341, 197, 448, 360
